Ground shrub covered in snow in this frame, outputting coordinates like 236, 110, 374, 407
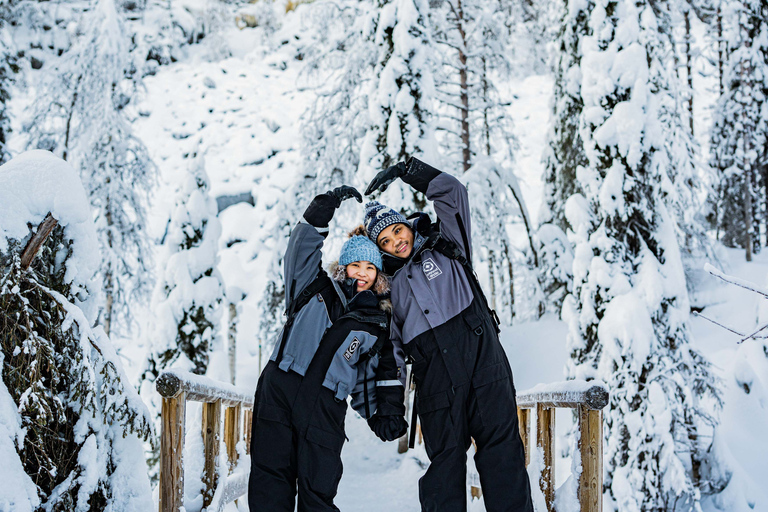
0, 150, 152, 512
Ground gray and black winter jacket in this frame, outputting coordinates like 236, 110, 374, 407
384, 159, 479, 350
269, 220, 405, 419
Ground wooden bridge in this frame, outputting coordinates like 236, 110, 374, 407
156, 369, 609, 512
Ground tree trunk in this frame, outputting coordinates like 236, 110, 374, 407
488, 250, 497, 312
228, 302, 237, 385
685, 9, 694, 136
456, 0, 471, 173
104, 197, 114, 337
481, 57, 492, 157
503, 240, 515, 322
717, 7, 724, 97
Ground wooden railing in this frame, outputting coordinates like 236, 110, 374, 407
156, 370, 254, 512
516, 381, 608, 512
402, 379, 608, 512
157, 369, 607, 512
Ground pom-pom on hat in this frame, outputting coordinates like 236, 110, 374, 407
364, 201, 408, 244
339, 235, 383, 271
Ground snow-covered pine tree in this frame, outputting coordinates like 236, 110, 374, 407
709, 0, 768, 260
539, 0, 591, 313
428, 0, 535, 321
359, 0, 437, 212
143, 153, 224, 381
26, 0, 155, 337
562, 1, 721, 509
652, 0, 721, 294
139, 152, 223, 478
541, 0, 590, 233
0, 150, 152, 512
0, 0, 16, 164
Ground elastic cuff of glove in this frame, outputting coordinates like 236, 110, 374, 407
402, 157, 441, 194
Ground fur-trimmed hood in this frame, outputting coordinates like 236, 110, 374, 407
328, 260, 392, 313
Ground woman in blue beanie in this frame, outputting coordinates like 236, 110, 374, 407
249, 186, 407, 512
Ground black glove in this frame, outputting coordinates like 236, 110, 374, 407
365, 161, 408, 195
303, 185, 362, 228
367, 415, 408, 442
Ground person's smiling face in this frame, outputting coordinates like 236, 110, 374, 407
376, 223, 415, 259
346, 261, 378, 292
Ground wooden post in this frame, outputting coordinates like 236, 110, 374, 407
517, 407, 530, 466
537, 404, 555, 512
201, 400, 221, 509
578, 406, 602, 512
159, 393, 186, 512
244, 409, 253, 455
469, 439, 482, 499
224, 404, 242, 473
398, 366, 413, 454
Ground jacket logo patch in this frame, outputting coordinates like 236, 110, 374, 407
344, 337, 361, 361
423, 258, 442, 280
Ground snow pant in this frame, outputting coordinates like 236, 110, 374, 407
248, 358, 347, 511
406, 298, 534, 512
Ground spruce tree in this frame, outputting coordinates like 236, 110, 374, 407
143, 154, 224, 381
0, 150, 152, 512
539, 0, 591, 313
709, 0, 768, 259
359, 0, 437, 212
27, 0, 155, 336
563, 1, 721, 509
0, 0, 17, 164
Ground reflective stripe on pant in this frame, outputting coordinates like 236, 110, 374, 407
409, 300, 534, 512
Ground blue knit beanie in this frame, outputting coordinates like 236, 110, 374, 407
339, 235, 383, 270
364, 201, 408, 244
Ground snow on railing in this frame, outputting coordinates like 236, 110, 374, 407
516, 380, 608, 512
402, 378, 608, 512
156, 370, 608, 512
156, 369, 254, 512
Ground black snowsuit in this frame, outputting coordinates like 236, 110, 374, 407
248, 221, 405, 512
385, 159, 534, 512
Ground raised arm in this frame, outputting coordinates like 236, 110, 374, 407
402, 159, 471, 262
285, 185, 362, 302
366, 158, 472, 261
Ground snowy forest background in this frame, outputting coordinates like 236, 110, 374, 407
1, 0, 767, 510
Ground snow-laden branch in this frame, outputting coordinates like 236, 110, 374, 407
704, 263, 768, 299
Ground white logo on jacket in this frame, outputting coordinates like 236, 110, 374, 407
423, 257, 442, 280
344, 337, 361, 361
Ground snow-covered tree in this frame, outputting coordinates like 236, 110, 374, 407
539, 0, 591, 313
427, 0, 533, 320
26, 0, 155, 336
0, 0, 17, 164
139, 153, 223, 478
0, 150, 152, 512
143, 154, 224, 381
709, 0, 768, 260
562, 1, 721, 509
360, 0, 437, 210
541, 0, 590, 233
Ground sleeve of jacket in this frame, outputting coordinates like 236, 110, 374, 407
283, 220, 324, 304
401, 158, 472, 262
